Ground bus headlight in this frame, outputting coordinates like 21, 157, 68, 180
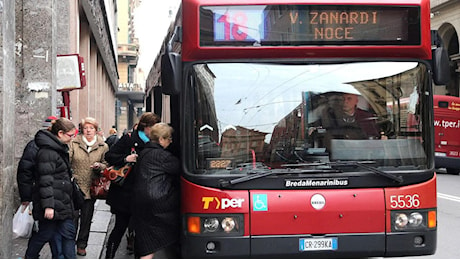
203, 218, 220, 232
186, 214, 244, 236
394, 213, 408, 229
391, 209, 435, 231
408, 212, 423, 227
221, 217, 236, 233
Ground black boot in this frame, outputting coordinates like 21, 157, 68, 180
126, 232, 134, 254
105, 242, 118, 259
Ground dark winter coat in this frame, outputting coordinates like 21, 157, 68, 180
32, 130, 75, 221
104, 130, 147, 214
17, 139, 39, 202
131, 142, 181, 256
105, 134, 119, 148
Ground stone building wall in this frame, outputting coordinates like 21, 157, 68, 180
0, 0, 118, 257
1, 0, 17, 257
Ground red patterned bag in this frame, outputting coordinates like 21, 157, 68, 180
90, 176, 110, 199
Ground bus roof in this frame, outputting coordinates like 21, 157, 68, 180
433, 95, 460, 107
181, 0, 431, 61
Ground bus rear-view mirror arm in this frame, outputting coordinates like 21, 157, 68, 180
161, 26, 182, 95
431, 30, 450, 85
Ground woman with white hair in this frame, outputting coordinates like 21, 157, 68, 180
69, 117, 109, 256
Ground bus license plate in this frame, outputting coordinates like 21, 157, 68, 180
299, 237, 338, 251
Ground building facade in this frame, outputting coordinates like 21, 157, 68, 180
116, 0, 144, 134
0, 0, 118, 257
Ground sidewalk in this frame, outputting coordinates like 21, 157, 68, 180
11, 200, 123, 259
11, 200, 173, 259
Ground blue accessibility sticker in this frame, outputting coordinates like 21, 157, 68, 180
253, 194, 268, 211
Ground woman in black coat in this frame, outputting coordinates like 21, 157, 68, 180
25, 118, 77, 259
104, 112, 160, 258
131, 122, 181, 259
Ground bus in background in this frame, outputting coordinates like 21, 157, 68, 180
153, 0, 450, 257
434, 95, 460, 174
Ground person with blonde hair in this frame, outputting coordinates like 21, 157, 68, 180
104, 112, 160, 258
131, 123, 181, 259
69, 117, 109, 256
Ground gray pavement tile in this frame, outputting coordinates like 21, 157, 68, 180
11, 200, 112, 259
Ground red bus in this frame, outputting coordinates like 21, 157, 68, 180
433, 95, 460, 174
154, 0, 449, 257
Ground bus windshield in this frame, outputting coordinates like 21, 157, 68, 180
192, 62, 429, 175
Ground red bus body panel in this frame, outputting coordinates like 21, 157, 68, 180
181, 178, 251, 236
433, 95, 460, 171
182, 176, 436, 235
250, 189, 384, 235
384, 175, 437, 232
181, 0, 432, 62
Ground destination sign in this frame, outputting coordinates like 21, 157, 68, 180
199, 5, 421, 46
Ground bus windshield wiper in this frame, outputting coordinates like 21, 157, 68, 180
282, 161, 403, 183
330, 161, 404, 183
221, 161, 403, 187
220, 168, 340, 187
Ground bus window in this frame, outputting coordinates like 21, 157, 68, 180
192, 62, 429, 172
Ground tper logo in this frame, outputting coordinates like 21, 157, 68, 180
202, 197, 245, 210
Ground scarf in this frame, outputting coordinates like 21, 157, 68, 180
138, 131, 150, 143
82, 136, 97, 152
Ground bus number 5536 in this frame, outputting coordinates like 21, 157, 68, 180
390, 194, 420, 209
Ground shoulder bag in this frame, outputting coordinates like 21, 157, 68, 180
72, 177, 85, 209
103, 134, 136, 186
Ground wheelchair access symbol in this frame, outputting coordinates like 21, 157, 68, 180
253, 194, 268, 211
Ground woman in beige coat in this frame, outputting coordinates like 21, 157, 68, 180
69, 117, 109, 256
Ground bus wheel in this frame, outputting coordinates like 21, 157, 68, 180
446, 168, 460, 175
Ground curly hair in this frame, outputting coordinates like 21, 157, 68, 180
149, 122, 173, 143
81, 117, 99, 130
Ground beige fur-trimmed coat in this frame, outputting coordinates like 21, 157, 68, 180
69, 135, 109, 199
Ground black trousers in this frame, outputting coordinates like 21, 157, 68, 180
75, 198, 96, 249
107, 211, 131, 249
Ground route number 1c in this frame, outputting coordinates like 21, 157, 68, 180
216, 12, 248, 41
389, 194, 420, 209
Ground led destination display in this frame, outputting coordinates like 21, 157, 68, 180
200, 5, 421, 46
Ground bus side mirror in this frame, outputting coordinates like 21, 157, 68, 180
432, 46, 450, 85
161, 52, 182, 95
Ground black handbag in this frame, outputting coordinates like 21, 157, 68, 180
72, 177, 85, 210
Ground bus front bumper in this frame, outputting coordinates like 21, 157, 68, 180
181, 231, 436, 258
